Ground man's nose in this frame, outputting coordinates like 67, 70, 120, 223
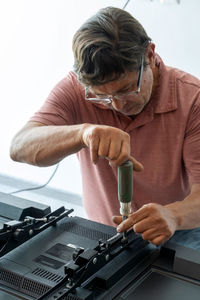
111, 97, 126, 110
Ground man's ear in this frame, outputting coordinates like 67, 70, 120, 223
146, 43, 156, 67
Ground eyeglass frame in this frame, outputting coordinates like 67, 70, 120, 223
85, 55, 144, 104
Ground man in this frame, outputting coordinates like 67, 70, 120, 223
10, 7, 200, 247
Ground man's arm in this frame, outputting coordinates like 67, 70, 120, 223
113, 183, 200, 245
10, 121, 143, 169
10, 121, 86, 166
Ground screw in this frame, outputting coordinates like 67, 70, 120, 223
105, 254, 109, 261
93, 257, 97, 264
29, 229, 33, 236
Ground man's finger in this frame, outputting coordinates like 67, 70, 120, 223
89, 137, 100, 164
150, 234, 168, 246
113, 211, 148, 232
133, 217, 152, 234
108, 139, 121, 160
129, 156, 144, 172
129, 206, 150, 225
112, 215, 136, 232
140, 227, 158, 240
112, 215, 123, 225
116, 216, 138, 232
98, 136, 111, 158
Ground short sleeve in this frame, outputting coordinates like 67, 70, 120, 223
30, 72, 83, 125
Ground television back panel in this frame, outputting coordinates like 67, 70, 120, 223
0, 216, 116, 299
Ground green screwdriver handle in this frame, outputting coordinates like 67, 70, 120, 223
118, 160, 133, 204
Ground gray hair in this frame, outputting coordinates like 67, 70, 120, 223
72, 6, 151, 86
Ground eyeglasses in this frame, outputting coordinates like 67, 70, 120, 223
85, 55, 144, 105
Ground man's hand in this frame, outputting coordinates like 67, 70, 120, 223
112, 203, 178, 245
81, 123, 143, 170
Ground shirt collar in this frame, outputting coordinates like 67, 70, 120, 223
153, 54, 177, 113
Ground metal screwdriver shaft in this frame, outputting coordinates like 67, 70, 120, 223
118, 160, 133, 241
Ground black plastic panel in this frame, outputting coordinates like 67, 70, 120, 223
116, 269, 200, 300
0, 192, 50, 221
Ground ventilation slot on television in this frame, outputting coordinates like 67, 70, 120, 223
62, 222, 112, 241
0, 269, 22, 288
21, 278, 50, 296
32, 267, 64, 283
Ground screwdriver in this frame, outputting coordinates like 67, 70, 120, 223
118, 160, 133, 241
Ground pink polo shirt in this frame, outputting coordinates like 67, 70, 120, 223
30, 55, 200, 226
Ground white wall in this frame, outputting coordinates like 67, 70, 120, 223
0, 0, 199, 196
